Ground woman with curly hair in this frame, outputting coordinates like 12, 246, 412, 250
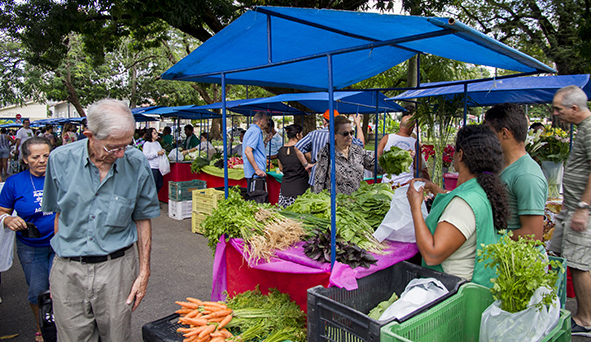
407, 125, 509, 288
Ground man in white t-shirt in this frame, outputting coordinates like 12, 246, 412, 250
377, 115, 425, 186
15, 118, 33, 159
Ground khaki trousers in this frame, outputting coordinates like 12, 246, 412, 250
49, 246, 138, 342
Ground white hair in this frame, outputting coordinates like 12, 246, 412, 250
86, 99, 134, 139
556, 85, 589, 111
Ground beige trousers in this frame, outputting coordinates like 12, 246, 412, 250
49, 246, 138, 342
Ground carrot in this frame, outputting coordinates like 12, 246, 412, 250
220, 329, 233, 339
203, 316, 224, 323
179, 317, 207, 326
177, 327, 194, 333
202, 301, 227, 310
217, 315, 233, 329
198, 325, 216, 339
183, 326, 207, 337
209, 336, 225, 342
196, 335, 210, 342
210, 331, 223, 338
176, 308, 193, 315
203, 305, 225, 312
205, 309, 232, 319
183, 337, 197, 342
186, 297, 203, 305
186, 309, 201, 319
175, 301, 200, 309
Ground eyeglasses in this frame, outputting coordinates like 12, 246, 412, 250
95, 138, 128, 155
336, 130, 355, 137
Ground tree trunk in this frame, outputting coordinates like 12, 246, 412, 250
56, 69, 86, 117
129, 64, 137, 108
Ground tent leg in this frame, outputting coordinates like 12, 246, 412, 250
327, 54, 337, 270
221, 73, 229, 199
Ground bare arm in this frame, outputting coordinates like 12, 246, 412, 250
407, 179, 466, 265
0, 206, 26, 232
244, 146, 266, 177
376, 135, 389, 158
352, 114, 365, 145
570, 160, 591, 231
510, 215, 545, 241
54, 212, 60, 234
127, 219, 152, 311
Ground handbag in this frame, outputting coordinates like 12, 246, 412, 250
245, 176, 268, 204
159, 155, 171, 176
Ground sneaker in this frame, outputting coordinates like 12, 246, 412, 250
572, 318, 591, 337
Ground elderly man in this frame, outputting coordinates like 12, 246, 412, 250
243, 112, 268, 195
484, 103, 548, 241
549, 85, 591, 337
295, 110, 364, 187
42, 99, 160, 341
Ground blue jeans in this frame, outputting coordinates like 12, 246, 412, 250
16, 239, 55, 305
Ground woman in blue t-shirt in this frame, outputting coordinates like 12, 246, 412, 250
0, 136, 55, 341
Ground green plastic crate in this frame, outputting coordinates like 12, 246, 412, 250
168, 179, 206, 201
380, 283, 572, 342
549, 255, 567, 309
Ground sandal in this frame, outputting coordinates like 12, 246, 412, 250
35, 332, 44, 342
572, 317, 591, 337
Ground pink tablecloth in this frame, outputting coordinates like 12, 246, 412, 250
211, 236, 419, 305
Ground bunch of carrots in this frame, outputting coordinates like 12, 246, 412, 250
175, 298, 234, 342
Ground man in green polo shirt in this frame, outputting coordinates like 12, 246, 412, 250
484, 103, 548, 241
42, 99, 160, 341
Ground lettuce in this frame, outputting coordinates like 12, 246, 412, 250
378, 146, 413, 176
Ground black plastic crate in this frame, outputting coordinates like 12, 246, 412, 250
142, 313, 185, 342
307, 261, 466, 342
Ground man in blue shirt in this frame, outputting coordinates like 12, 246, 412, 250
42, 99, 160, 342
264, 118, 283, 160
243, 112, 268, 194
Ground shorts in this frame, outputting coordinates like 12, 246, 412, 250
553, 209, 591, 271
0, 147, 9, 159
16, 239, 55, 305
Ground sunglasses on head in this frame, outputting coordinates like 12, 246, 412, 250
336, 130, 355, 137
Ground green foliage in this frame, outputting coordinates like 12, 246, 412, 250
477, 232, 563, 313
378, 146, 413, 176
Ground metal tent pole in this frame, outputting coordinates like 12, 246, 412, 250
374, 91, 379, 182
327, 54, 337, 269
222, 74, 229, 198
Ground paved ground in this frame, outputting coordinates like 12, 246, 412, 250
0, 202, 589, 341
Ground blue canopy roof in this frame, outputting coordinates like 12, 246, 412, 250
245, 91, 405, 114
196, 98, 307, 116
139, 106, 220, 120
389, 74, 591, 106
162, 7, 555, 91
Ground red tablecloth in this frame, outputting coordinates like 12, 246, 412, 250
158, 162, 279, 204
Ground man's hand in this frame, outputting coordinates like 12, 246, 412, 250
126, 272, 150, 311
352, 113, 362, 127
255, 169, 266, 177
570, 209, 589, 232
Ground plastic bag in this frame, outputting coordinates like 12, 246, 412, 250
0, 227, 15, 272
373, 183, 429, 243
479, 287, 561, 342
168, 148, 183, 163
378, 278, 449, 321
159, 155, 171, 176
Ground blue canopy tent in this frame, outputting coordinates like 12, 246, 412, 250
195, 98, 307, 117
388, 74, 591, 106
133, 114, 160, 122
161, 6, 556, 267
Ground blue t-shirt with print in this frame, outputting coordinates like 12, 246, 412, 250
0, 170, 55, 247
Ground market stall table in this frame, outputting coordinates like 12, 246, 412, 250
158, 162, 280, 204
211, 237, 419, 313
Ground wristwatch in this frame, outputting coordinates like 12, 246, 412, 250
577, 201, 591, 210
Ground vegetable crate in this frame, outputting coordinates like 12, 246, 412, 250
307, 261, 466, 342
192, 188, 225, 215
549, 255, 567, 309
142, 313, 184, 342
191, 212, 207, 234
380, 283, 572, 342
168, 200, 193, 220
168, 179, 207, 202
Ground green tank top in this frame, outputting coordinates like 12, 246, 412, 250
422, 178, 501, 288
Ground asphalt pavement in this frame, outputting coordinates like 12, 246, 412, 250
0, 202, 589, 341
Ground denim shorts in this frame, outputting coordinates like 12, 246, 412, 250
16, 239, 55, 305
0, 147, 9, 159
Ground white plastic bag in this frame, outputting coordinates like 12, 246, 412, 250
373, 183, 429, 243
479, 287, 561, 342
168, 148, 183, 163
378, 278, 449, 321
0, 227, 15, 272
159, 155, 171, 176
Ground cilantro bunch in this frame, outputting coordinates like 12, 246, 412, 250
478, 232, 564, 313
